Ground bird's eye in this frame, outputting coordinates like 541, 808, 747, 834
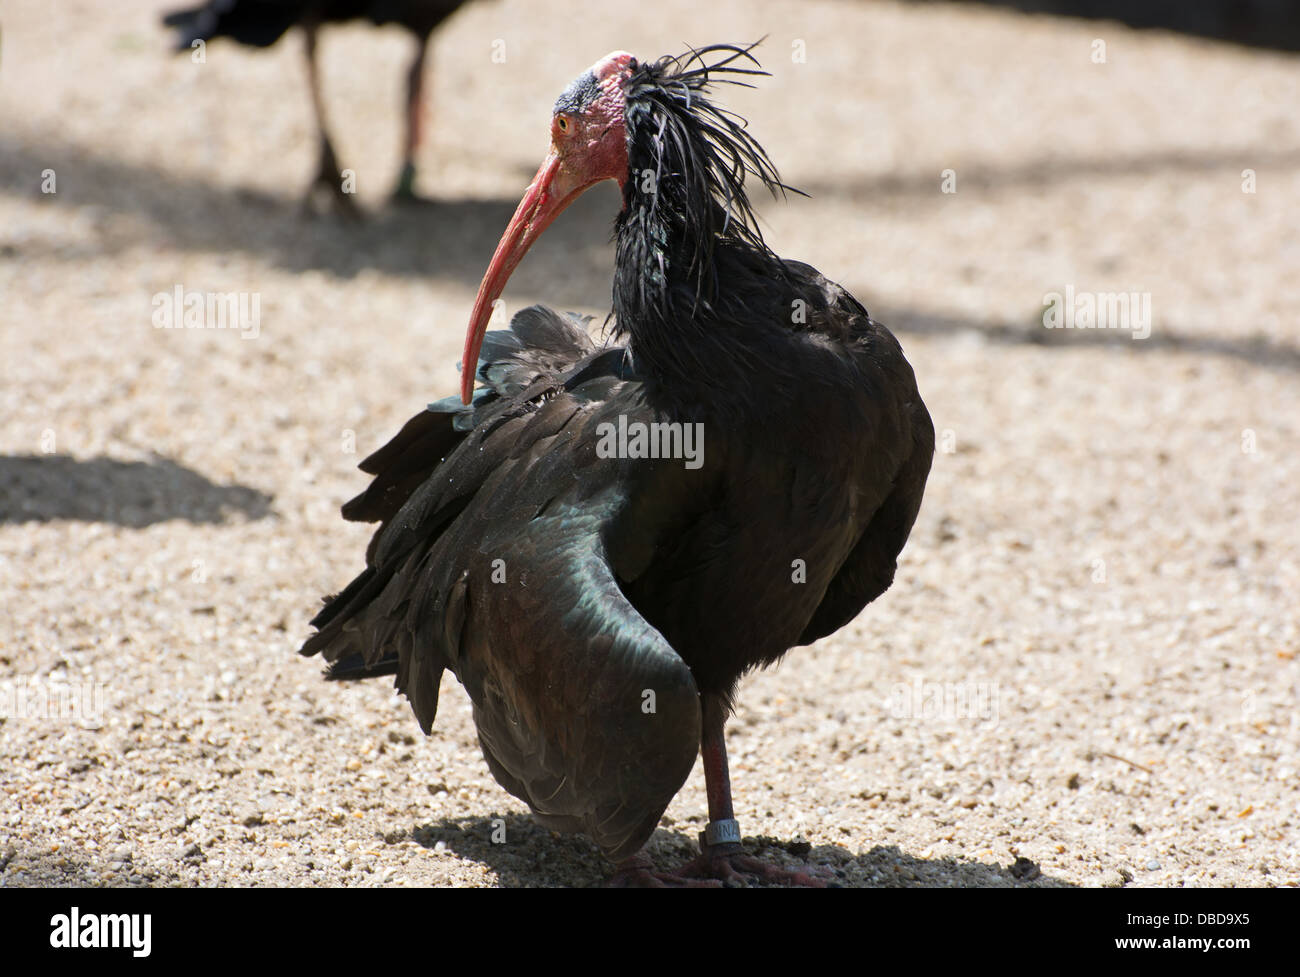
557, 116, 570, 133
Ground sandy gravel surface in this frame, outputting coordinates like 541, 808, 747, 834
1, 0, 1297, 887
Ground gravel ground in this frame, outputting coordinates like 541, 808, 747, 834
1, 0, 1297, 888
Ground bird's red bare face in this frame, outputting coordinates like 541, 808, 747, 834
460, 52, 637, 403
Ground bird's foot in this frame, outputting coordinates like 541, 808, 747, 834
607, 853, 726, 888
608, 844, 834, 888
676, 844, 833, 888
391, 163, 423, 204
302, 178, 362, 220
302, 143, 361, 219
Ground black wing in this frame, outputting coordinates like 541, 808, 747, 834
786, 263, 935, 644
302, 307, 702, 860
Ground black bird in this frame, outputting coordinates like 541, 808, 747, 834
161, 0, 472, 211
302, 43, 934, 885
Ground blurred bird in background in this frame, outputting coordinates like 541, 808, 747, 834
161, 0, 474, 214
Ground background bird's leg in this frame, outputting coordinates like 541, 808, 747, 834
393, 30, 431, 202
302, 23, 356, 217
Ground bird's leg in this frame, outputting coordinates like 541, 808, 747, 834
392, 30, 431, 203
607, 695, 737, 888
302, 23, 358, 218
608, 694, 832, 887
698, 692, 743, 855
667, 693, 828, 885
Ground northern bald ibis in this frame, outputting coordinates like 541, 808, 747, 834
302, 43, 934, 886
161, 0, 472, 212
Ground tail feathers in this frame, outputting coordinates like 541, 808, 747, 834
323, 651, 399, 681
161, 8, 215, 49
161, 1, 298, 49
301, 306, 596, 708
305, 567, 380, 640
341, 307, 597, 528
301, 559, 448, 732
341, 408, 463, 525
302, 570, 414, 679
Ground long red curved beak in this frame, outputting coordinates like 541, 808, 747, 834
460, 150, 594, 403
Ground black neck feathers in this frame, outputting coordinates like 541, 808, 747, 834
612, 44, 799, 389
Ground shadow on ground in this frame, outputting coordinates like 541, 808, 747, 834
408, 812, 1075, 888
0, 454, 274, 526
906, 0, 1300, 53
7, 136, 1297, 375
877, 305, 1300, 374
796, 146, 1300, 202
0, 134, 614, 300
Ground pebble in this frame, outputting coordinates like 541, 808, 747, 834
1102, 868, 1134, 888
